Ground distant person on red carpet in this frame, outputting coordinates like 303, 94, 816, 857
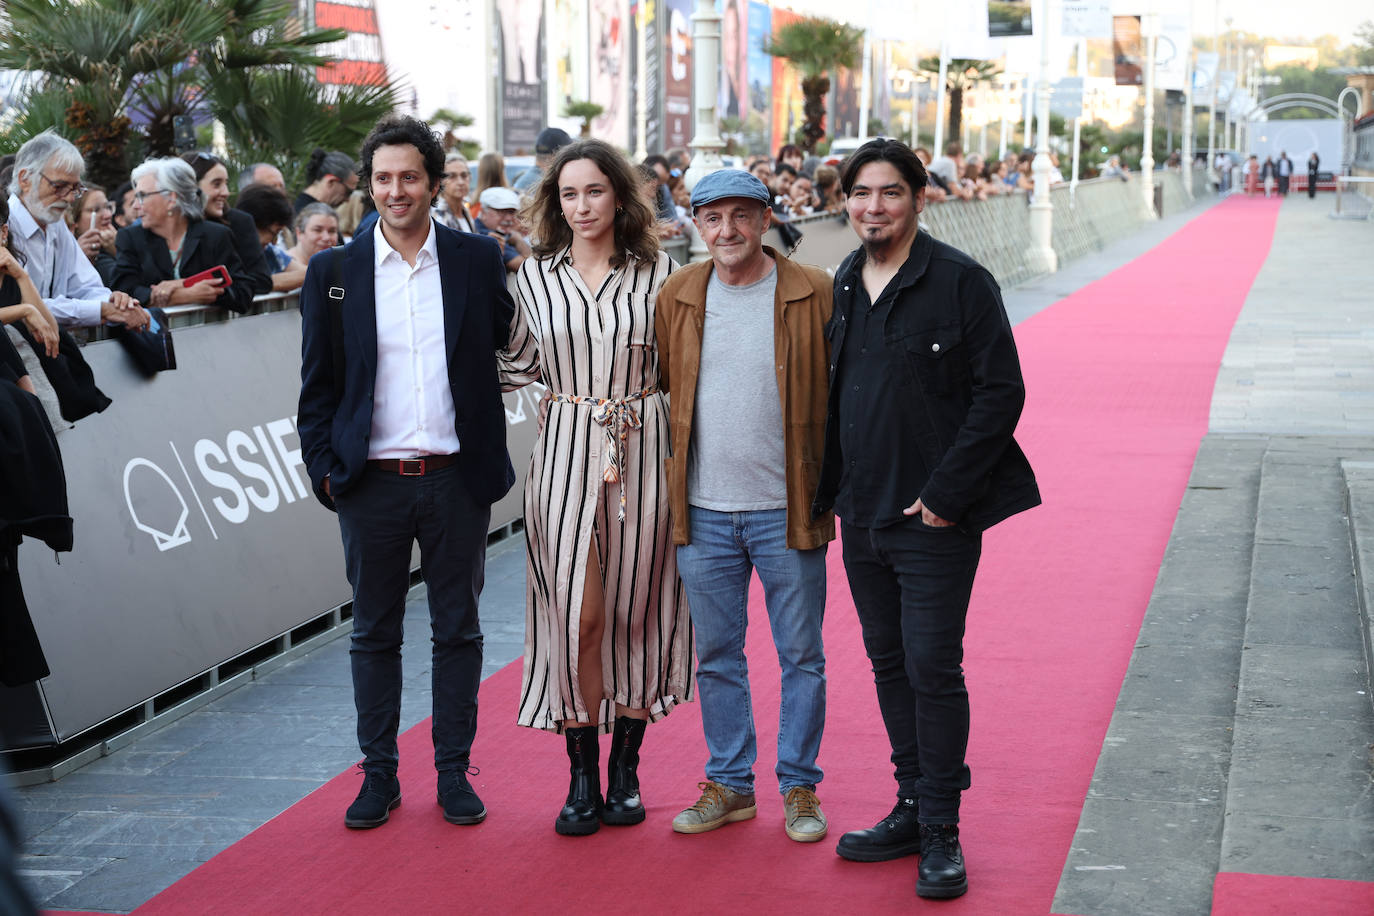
815, 138, 1040, 900
653, 169, 835, 844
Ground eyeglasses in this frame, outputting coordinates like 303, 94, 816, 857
41, 173, 86, 198
133, 189, 172, 203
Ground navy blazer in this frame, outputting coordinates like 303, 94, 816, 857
296, 221, 516, 511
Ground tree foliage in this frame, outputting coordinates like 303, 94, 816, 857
0, 0, 392, 191
918, 57, 1002, 149
764, 16, 864, 153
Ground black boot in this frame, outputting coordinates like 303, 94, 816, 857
602, 716, 647, 825
835, 797, 920, 861
555, 726, 602, 836
917, 823, 968, 899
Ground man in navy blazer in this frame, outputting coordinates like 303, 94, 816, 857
298, 114, 515, 830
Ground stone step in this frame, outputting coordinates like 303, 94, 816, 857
1052, 434, 1265, 916
1343, 458, 1374, 716
1218, 437, 1374, 882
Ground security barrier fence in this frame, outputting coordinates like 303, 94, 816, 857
1, 170, 1211, 769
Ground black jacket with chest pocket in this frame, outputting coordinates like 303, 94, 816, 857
813, 231, 1040, 532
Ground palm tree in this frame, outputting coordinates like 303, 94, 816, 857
918, 58, 1002, 149
563, 101, 605, 138
202, 67, 404, 189
0, 0, 348, 187
764, 16, 864, 153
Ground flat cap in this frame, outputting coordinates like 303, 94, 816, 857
479, 186, 521, 210
689, 168, 772, 211
534, 127, 573, 155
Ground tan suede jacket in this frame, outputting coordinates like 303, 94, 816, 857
654, 246, 835, 550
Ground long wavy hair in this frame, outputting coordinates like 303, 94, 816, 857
527, 139, 660, 269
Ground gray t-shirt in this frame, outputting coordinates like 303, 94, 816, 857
687, 262, 787, 511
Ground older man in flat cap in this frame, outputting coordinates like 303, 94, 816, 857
653, 169, 835, 843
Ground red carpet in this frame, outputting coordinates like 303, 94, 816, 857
1212, 872, 1374, 914
131, 198, 1290, 916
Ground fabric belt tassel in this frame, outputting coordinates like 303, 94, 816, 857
550, 386, 657, 522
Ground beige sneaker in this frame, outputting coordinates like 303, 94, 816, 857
783, 786, 827, 842
672, 781, 757, 834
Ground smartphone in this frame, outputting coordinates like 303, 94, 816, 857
182, 265, 232, 288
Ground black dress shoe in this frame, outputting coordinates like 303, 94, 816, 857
917, 823, 968, 899
555, 726, 602, 836
345, 770, 401, 829
602, 716, 647, 826
835, 797, 920, 862
437, 769, 486, 825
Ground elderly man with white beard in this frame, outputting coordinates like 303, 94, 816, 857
8, 131, 148, 331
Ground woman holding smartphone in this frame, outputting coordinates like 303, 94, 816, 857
182, 152, 273, 297
500, 139, 692, 836
113, 158, 254, 313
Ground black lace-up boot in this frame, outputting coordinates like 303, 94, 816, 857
917, 823, 968, 899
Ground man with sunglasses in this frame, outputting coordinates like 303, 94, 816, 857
7, 131, 148, 331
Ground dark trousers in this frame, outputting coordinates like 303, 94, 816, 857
336, 465, 489, 776
840, 517, 982, 824
1278, 175, 1290, 196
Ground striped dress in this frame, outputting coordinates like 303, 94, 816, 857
500, 247, 694, 733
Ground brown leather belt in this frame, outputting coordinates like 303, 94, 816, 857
366, 454, 459, 476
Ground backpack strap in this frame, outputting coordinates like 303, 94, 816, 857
328, 246, 345, 395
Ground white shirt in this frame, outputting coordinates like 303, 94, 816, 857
8, 193, 112, 327
368, 218, 461, 460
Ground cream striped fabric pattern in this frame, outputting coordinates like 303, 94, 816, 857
501, 247, 694, 733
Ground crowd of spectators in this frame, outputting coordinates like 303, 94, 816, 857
0, 120, 1101, 444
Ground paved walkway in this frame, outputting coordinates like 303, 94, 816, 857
10, 192, 1374, 914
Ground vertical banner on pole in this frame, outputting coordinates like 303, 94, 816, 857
1113, 15, 1143, 86
498, 0, 546, 153
988, 0, 1032, 38
1153, 14, 1191, 92
662, 0, 694, 149
642, 0, 662, 155
719, 0, 748, 121
589, 0, 631, 149
1059, 1, 1110, 39
1194, 51, 1219, 102
550, 0, 589, 133
746, 1, 772, 156
769, 6, 804, 155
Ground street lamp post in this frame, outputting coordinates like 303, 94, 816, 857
1140, 12, 1159, 219
683, 0, 724, 262
1026, 0, 1056, 274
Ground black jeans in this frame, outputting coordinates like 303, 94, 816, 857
336, 465, 488, 776
840, 517, 982, 824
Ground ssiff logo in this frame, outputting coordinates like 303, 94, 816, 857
123, 414, 310, 552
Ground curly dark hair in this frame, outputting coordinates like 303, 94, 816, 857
357, 114, 444, 199
528, 139, 660, 269
839, 137, 928, 198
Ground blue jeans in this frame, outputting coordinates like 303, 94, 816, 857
675, 507, 827, 795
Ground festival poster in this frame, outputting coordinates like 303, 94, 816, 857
590, 0, 631, 149
550, 0, 588, 128
499, 0, 545, 153
314, 0, 386, 86
1112, 15, 1143, 86
641, 0, 662, 155
746, 0, 772, 150
988, 0, 1032, 38
770, 5, 804, 156
1153, 13, 1191, 92
1060, 1, 1111, 38
832, 66, 860, 139
663, 0, 693, 149
718, 0, 749, 122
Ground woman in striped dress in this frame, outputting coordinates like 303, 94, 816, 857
500, 139, 693, 836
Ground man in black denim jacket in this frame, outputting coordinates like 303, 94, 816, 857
813, 139, 1039, 900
